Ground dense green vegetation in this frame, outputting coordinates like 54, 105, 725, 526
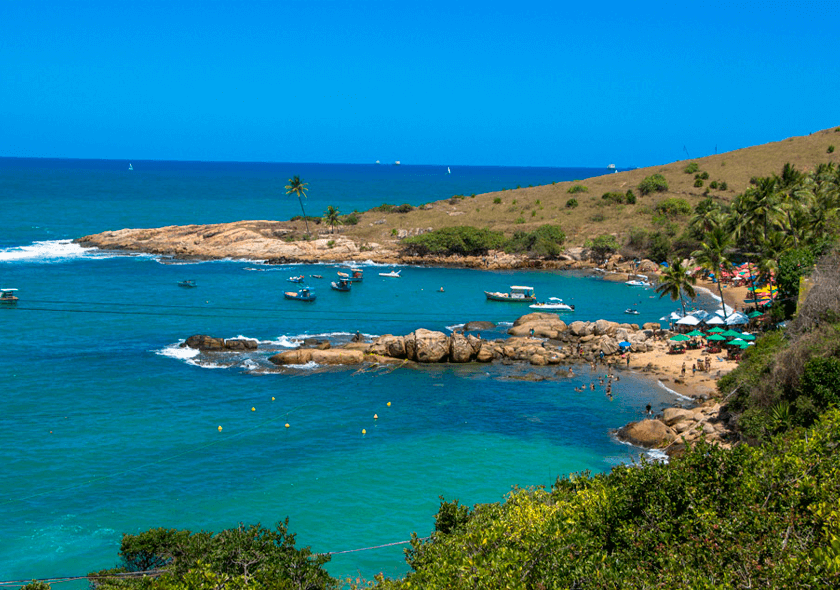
637, 173, 669, 195
375, 409, 840, 589
399, 225, 565, 257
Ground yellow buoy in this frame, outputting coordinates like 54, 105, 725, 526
285, 423, 290, 428
272, 397, 275, 401
374, 414, 378, 420
387, 401, 391, 407
218, 426, 223, 432
362, 429, 367, 435
251, 407, 255, 412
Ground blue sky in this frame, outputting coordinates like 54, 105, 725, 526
2, 1, 838, 167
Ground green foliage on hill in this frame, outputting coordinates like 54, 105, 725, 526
584, 234, 619, 258
399, 226, 508, 256
374, 203, 414, 213
637, 173, 669, 195
376, 410, 840, 589
399, 225, 566, 258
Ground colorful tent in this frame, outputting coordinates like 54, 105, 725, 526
747, 311, 764, 318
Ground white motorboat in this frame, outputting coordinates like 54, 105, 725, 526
379, 270, 401, 277
530, 297, 574, 311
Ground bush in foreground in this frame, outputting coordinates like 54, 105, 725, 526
638, 173, 669, 195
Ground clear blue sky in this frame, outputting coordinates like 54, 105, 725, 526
2, 1, 838, 167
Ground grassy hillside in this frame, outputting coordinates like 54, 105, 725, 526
335, 126, 840, 248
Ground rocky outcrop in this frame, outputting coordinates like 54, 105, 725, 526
183, 335, 258, 351
463, 321, 496, 332
616, 419, 677, 448
407, 329, 450, 363
268, 349, 365, 365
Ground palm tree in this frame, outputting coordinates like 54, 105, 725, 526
654, 259, 697, 316
323, 205, 341, 234
692, 227, 733, 320
285, 176, 310, 237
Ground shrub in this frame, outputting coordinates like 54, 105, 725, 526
709, 180, 719, 189
699, 171, 710, 180
683, 162, 699, 174
400, 226, 507, 257
568, 184, 589, 194
654, 197, 691, 217
625, 190, 636, 204
638, 174, 669, 195
493, 197, 502, 204
590, 212, 605, 222
515, 217, 525, 224
327, 239, 335, 248
585, 234, 618, 257
505, 224, 566, 257
601, 191, 625, 204
720, 181, 728, 190
694, 178, 704, 187
565, 198, 578, 208
829, 145, 836, 153
340, 212, 359, 225
373, 203, 413, 213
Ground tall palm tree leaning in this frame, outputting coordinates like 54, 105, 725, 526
654, 259, 697, 316
692, 226, 733, 321
285, 175, 310, 237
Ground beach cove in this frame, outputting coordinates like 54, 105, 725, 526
1, 158, 742, 582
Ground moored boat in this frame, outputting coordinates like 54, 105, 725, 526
529, 297, 574, 311
288, 275, 305, 283
379, 270, 401, 277
1, 288, 19, 304
484, 285, 536, 302
284, 288, 316, 302
624, 308, 640, 315
177, 280, 197, 288
331, 278, 352, 292
338, 269, 364, 282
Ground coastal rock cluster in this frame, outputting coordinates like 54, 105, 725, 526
616, 402, 735, 455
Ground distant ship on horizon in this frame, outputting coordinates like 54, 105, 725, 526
394, 160, 401, 165
607, 163, 616, 170
128, 163, 133, 171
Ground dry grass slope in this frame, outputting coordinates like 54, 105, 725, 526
331, 125, 840, 248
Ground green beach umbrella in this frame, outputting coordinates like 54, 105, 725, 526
738, 342, 752, 349
707, 334, 726, 341
747, 310, 764, 318
707, 327, 725, 333
729, 338, 746, 345
686, 330, 705, 337
669, 333, 691, 342
722, 329, 744, 338
739, 333, 756, 341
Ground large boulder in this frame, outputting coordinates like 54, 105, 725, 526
568, 321, 591, 337
508, 314, 567, 338
662, 408, 696, 426
593, 319, 618, 336
269, 349, 312, 365
184, 335, 257, 351
616, 419, 677, 448
369, 335, 407, 359
407, 329, 450, 363
450, 332, 476, 363
268, 349, 364, 365
599, 336, 620, 355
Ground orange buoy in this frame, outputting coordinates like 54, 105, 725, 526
285, 423, 290, 428
374, 414, 378, 420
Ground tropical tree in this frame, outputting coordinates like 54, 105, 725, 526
692, 227, 733, 320
285, 175, 310, 237
323, 205, 341, 234
654, 259, 697, 316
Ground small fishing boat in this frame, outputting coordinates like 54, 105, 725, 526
625, 279, 651, 287
1, 288, 19, 304
284, 287, 316, 302
288, 275, 305, 283
310, 274, 323, 279
624, 308, 640, 315
338, 269, 364, 282
331, 278, 352, 292
128, 163, 133, 171
177, 280, 197, 288
484, 285, 536, 302
379, 270, 401, 278
529, 297, 574, 311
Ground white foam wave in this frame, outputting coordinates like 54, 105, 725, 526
657, 380, 693, 401
155, 343, 200, 363
446, 323, 465, 332
288, 361, 320, 370
0, 240, 124, 263
265, 335, 301, 348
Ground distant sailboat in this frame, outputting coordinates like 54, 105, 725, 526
128, 163, 133, 171
394, 160, 401, 165
447, 166, 451, 174
375, 160, 380, 164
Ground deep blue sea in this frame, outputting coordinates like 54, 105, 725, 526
0, 158, 712, 584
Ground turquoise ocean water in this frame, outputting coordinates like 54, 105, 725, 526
0, 159, 712, 583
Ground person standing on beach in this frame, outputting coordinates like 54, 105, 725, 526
626, 353, 630, 367
681, 362, 686, 378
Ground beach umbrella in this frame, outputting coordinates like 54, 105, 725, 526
747, 310, 764, 318
669, 334, 691, 342
676, 315, 701, 326
722, 329, 744, 338
739, 333, 756, 341
738, 342, 752, 349
707, 334, 726, 341
728, 338, 746, 346
686, 330, 705, 337
707, 326, 725, 333
705, 316, 726, 325
619, 341, 632, 349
